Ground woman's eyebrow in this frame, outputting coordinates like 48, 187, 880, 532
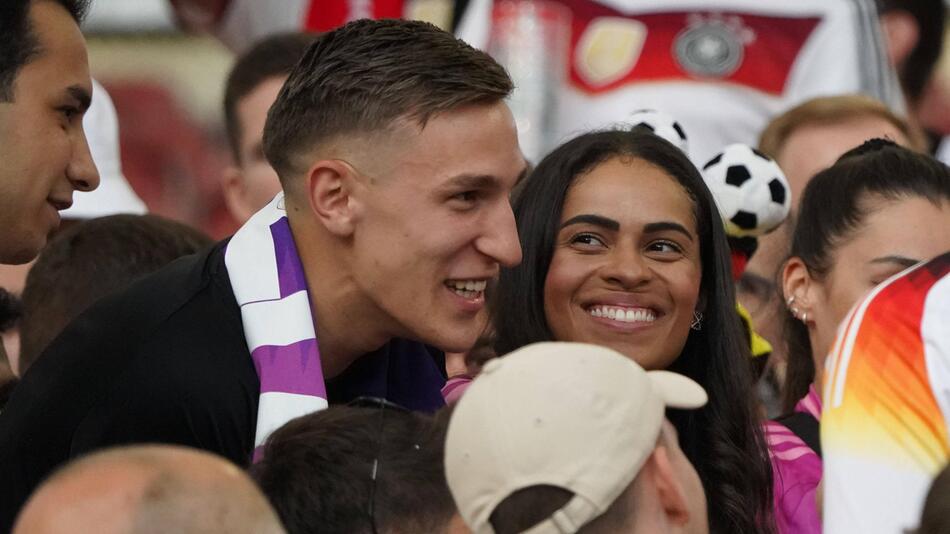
643, 221, 694, 242
560, 214, 620, 231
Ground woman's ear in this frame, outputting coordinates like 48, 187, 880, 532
782, 257, 818, 325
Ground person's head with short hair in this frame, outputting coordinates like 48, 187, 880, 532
446, 342, 709, 534
780, 139, 950, 412
12, 444, 286, 534
0, 0, 100, 265
251, 404, 457, 534
221, 32, 316, 223
18, 214, 212, 374
262, 19, 526, 357
742, 94, 922, 370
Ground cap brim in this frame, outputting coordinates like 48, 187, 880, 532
647, 371, 708, 410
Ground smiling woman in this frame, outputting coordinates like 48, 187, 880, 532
492, 128, 774, 533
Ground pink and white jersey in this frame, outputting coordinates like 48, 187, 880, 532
457, 0, 904, 164
822, 252, 950, 534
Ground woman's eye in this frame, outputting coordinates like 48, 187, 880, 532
569, 233, 605, 247
648, 240, 682, 254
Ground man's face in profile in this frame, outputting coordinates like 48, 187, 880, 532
222, 75, 285, 223
0, 0, 99, 265
346, 102, 526, 353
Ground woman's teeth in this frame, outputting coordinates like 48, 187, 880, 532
447, 280, 487, 299
588, 305, 656, 323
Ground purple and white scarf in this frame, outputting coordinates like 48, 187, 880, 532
224, 194, 328, 459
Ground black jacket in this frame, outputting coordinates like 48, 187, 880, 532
0, 242, 446, 530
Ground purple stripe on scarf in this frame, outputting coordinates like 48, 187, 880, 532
252, 338, 327, 397
270, 217, 308, 298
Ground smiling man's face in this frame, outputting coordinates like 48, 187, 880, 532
0, 0, 99, 265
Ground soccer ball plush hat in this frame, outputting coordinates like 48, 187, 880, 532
628, 109, 689, 155
701, 144, 790, 238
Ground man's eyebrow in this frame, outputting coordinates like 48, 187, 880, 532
560, 214, 620, 231
643, 221, 694, 241
869, 255, 920, 269
66, 85, 92, 112
442, 174, 498, 190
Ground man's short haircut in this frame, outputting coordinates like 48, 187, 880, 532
223, 32, 317, 162
0, 0, 91, 101
250, 405, 455, 534
18, 214, 211, 372
758, 94, 924, 157
262, 18, 513, 182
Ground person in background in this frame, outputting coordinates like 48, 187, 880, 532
446, 342, 709, 534
767, 139, 950, 533
740, 95, 920, 390
252, 404, 462, 534
822, 251, 950, 533
221, 32, 316, 224
491, 129, 774, 533
0, 0, 99, 266
0, 77, 147, 376
0, 290, 20, 409
16, 214, 212, 375
13, 445, 286, 534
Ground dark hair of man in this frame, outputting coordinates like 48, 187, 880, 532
916, 462, 950, 534
250, 405, 455, 534
0, 0, 91, 101
223, 32, 316, 163
18, 214, 212, 373
490, 128, 774, 533
781, 138, 950, 412
262, 18, 513, 184
879, 0, 946, 103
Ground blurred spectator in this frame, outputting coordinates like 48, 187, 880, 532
878, 0, 946, 132
741, 95, 919, 384
767, 139, 950, 533
13, 445, 285, 534
168, 0, 456, 52
445, 342, 709, 534
0, 0, 100, 265
221, 33, 315, 223
251, 404, 460, 534
17, 214, 211, 375
823, 251, 950, 533
914, 462, 950, 534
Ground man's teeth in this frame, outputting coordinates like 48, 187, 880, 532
588, 306, 656, 323
448, 280, 487, 299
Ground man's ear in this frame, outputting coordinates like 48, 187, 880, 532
303, 159, 361, 237
221, 165, 254, 224
782, 257, 818, 325
648, 446, 691, 526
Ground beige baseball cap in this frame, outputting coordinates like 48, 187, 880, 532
444, 342, 707, 534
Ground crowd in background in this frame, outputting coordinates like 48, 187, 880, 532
2, 0, 950, 533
